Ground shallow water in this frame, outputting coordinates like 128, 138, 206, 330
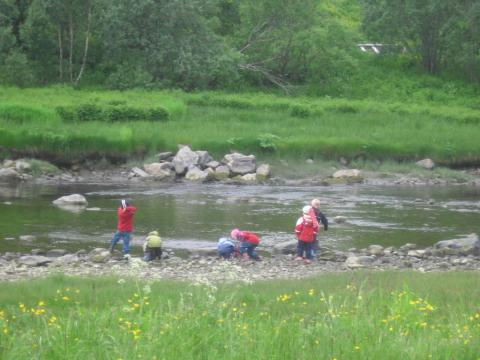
0, 181, 479, 254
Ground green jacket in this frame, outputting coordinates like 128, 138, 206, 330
146, 231, 162, 248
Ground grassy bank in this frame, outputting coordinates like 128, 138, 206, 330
0, 272, 479, 359
0, 86, 479, 166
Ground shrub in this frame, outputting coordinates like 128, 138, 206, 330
76, 104, 103, 121
289, 104, 312, 118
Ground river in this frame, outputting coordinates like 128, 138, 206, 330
0, 182, 479, 255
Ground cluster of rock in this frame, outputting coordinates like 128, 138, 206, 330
0, 159, 35, 181
129, 146, 271, 183
1, 233, 478, 283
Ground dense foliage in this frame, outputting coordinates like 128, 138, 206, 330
0, 0, 478, 91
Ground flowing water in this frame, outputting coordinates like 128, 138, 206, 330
0, 182, 479, 255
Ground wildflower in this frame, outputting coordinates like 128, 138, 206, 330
354, 345, 360, 350
117, 279, 126, 285
308, 289, 315, 296
38, 301, 45, 307
62, 296, 70, 301
143, 285, 151, 295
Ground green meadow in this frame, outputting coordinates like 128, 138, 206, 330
0, 272, 478, 359
0, 86, 479, 166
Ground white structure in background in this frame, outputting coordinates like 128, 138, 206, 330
357, 43, 383, 53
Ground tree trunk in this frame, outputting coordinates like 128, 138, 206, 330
74, 1, 92, 87
57, 26, 63, 81
68, 11, 74, 83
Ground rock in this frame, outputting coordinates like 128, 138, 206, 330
407, 250, 426, 258
172, 146, 199, 175
52, 194, 88, 206
333, 216, 347, 224
240, 173, 257, 183
273, 240, 298, 254
89, 248, 111, 263
399, 243, 417, 252
256, 164, 271, 181
432, 233, 479, 256
332, 169, 363, 183
46, 249, 68, 257
306, 159, 314, 164
3, 159, 15, 168
206, 161, 220, 169
367, 245, 384, 256
317, 248, 347, 262
223, 153, 256, 175
15, 160, 32, 173
195, 151, 213, 168
31, 249, 46, 255
130, 167, 150, 178
19, 235, 37, 242
157, 151, 174, 161
52, 254, 80, 266
0, 168, 20, 180
213, 165, 231, 181
18, 255, 52, 267
345, 255, 375, 268
143, 163, 174, 180
339, 157, 348, 166
416, 158, 435, 170
185, 166, 212, 182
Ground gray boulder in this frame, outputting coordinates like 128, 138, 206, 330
273, 239, 298, 254
416, 158, 435, 170
185, 166, 212, 182
195, 151, 213, 168
172, 146, 199, 175
89, 248, 111, 263
157, 151, 174, 161
15, 160, 32, 173
330, 169, 363, 184
143, 162, 174, 180
432, 233, 479, 256
240, 173, 257, 183
333, 216, 347, 224
223, 153, 256, 175
0, 168, 20, 180
206, 161, 220, 169
345, 255, 375, 268
256, 164, 271, 181
213, 165, 230, 181
52, 194, 88, 206
130, 167, 150, 178
46, 249, 69, 257
18, 255, 52, 266
19, 235, 37, 242
367, 245, 384, 256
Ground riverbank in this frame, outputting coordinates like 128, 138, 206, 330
2, 233, 478, 283
1, 87, 480, 168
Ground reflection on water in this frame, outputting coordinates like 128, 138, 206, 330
0, 182, 479, 254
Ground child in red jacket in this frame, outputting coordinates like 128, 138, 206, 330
109, 199, 137, 257
295, 205, 318, 264
230, 228, 260, 260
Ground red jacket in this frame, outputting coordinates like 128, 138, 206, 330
239, 231, 260, 245
117, 206, 137, 232
295, 216, 318, 243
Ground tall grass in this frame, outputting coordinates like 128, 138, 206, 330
0, 272, 478, 359
0, 86, 479, 165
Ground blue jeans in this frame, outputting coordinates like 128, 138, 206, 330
240, 242, 259, 260
297, 241, 313, 260
110, 231, 131, 254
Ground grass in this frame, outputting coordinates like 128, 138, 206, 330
0, 86, 479, 166
0, 272, 479, 359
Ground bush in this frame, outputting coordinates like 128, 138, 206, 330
289, 104, 311, 118
56, 104, 170, 122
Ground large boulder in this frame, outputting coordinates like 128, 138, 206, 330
345, 255, 375, 268
18, 255, 52, 267
0, 168, 20, 180
52, 194, 88, 206
432, 233, 479, 256
130, 167, 150, 178
185, 166, 212, 182
172, 146, 199, 175
195, 151, 213, 168
416, 158, 435, 170
223, 153, 256, 175
256, 164, 271, 182
273, 239, 298, 254
367, 245, 384, 256
143, 162, 174, 180
213, 165, 231, 181
89, 248, 111, 263
156, 151, 174, 161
